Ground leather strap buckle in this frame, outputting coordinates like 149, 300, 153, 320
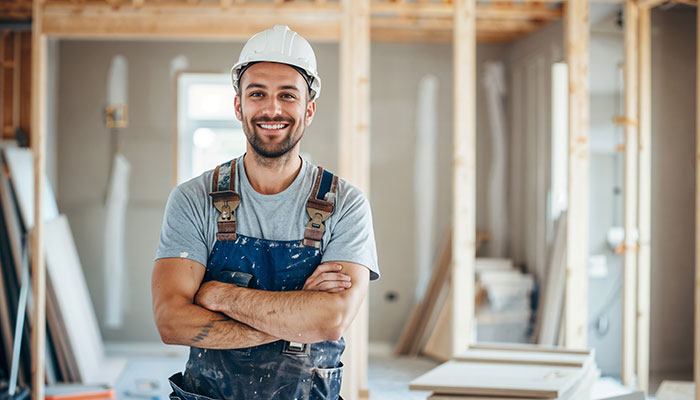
210, 190, 241, 241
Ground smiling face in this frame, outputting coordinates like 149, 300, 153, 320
234, 62, 316, 160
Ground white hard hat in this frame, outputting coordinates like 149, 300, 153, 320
231, 25, 321, 100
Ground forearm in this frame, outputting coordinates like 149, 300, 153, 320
218, 287, 346, 343
155, 298, 278, 349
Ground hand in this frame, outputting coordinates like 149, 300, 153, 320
195, 280, 232, 313
303, 263, 352, 293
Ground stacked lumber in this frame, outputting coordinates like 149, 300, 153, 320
396, 245, 536, 360
0, 144, 125, 387
395, 230, 491, 358
475, 259, 534, 344
410, 344, 599, 400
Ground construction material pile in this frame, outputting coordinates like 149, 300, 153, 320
0, 145, 124, 388
410, 343, 599, 400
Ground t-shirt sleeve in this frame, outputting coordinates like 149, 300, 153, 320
154, 183, 210, 268
321, 183, 380, 281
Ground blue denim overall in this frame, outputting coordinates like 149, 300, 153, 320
169, 159, 344, 400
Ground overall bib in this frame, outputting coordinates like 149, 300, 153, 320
168, 159, 344, 400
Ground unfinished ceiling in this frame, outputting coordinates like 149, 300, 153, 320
12, 0, 565, 43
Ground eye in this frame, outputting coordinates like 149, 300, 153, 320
281, 93, 297, 100
249, 91, 264, 98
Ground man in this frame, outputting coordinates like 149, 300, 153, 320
151, 25, 380, 400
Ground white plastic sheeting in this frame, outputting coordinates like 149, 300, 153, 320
483, 62, 508, 257
103, 154, 131, 328
414, 75, 438, 301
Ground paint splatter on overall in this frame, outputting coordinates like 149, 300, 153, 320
168, 160, 344, 400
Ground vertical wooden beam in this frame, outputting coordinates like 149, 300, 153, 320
695, 6, 700, 400
13, 32, 21, 131
622, 0, 639, 387
339, 0, 370, 399
451, 0, 476, 355
2, 32, 14, 139
636, 5, 651, 394
20, 32, 32, 138
564, 0, 589, 349
31, 0, 47, 398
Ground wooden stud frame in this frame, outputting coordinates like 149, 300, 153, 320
622, 0, 639, 387
30, 0, 47, 398
338, 0, 370, 398
636, 4, 651, 394
563, 0, 589, 349
34, 0, 564, 44
696, 6, 700, 400
450, 0, 476, 356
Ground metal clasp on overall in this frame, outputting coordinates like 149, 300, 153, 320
303, 204, 331, 248
210, 190, 240, 241
283, 341, 311, 356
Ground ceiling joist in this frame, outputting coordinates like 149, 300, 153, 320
25, 0, 568, 43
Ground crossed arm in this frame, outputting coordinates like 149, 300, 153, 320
151, 257, 369, 349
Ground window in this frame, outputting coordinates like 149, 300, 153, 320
177, 73, 247, 184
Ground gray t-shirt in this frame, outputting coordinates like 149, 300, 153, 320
155, 155, 380, 281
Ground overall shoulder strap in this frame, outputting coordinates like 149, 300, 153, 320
303, 166, 339, 248
209, 159, 241, 242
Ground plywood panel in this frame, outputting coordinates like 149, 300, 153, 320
469, 342, 590, 355
409, 361, 584, 398
3, 147, 59, 229
454, 348, 592, 368
44, 215, 105, 384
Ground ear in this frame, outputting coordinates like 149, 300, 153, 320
305, 100, 316, 127
234, 94, 243, 121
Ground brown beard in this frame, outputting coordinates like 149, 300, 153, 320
242, 113, 305, 160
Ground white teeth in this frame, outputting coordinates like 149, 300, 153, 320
259, 124, 286, 130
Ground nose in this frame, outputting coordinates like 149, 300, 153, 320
261, 96, 283, 118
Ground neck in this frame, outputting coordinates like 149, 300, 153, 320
243, 150, 302, 195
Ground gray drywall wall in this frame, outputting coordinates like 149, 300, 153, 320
650, 8, 696, 374
369, 43, 507, 343
57, 40, 339, 343
56, 39, 506, 345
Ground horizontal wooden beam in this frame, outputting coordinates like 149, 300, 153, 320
41, 3, 343, 40
637, 0, 669, 7
39, 0, 564, 42
372, 2, 562, 20
371, 26, 530, 43
0, 1, 33, 20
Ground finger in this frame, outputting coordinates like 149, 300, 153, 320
316, 280, 352, 291
317, 272, 351, 282
303, 264, 343, 288
311, 263, 343, 279
326, 287, 347, 293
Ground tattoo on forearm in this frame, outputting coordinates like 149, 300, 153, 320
190, 319, 227, 343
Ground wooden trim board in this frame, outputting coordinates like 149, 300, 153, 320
469, 342, 590, 355
409, 361, 585, 398
454, 349, 593, 368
